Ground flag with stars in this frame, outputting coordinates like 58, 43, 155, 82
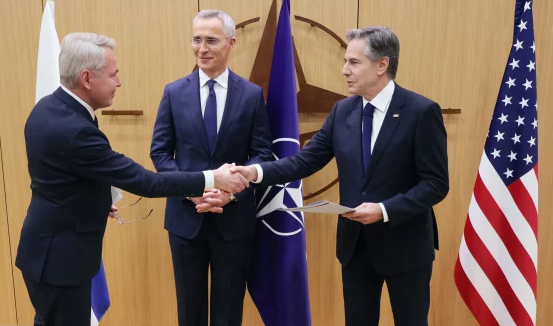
247, 0, 311, 325
454, 1, 538, 325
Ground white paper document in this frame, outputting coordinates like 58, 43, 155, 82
111, 186, 123, 205
278, 200, 355, 214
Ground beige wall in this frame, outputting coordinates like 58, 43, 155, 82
0, 143, 17, 326
0, 0, 42, 324
0, 0, 552, 325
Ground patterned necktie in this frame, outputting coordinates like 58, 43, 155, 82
204, 79, 217, 152
362, 102, 375, 172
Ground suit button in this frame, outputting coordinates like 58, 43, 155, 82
361, 191, 366, 196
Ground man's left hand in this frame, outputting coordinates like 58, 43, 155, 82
108, 205, 118, 218
342, 202, 383, 225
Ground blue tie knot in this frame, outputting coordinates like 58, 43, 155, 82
207, 79, 216, 90
364, 102, 375, 117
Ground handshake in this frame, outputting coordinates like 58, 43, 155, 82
212, 163, 259, 192
191, 164, 259, 213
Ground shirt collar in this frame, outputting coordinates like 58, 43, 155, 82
199, 68, 229, 89
362, 80, 395, 113
60, 85, 96, 121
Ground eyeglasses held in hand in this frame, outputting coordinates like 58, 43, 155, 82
113, 197, 153, 225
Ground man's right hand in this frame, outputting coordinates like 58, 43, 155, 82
229, 165, 258, 183
189, 193, 224, 213
213, 163, 249, 194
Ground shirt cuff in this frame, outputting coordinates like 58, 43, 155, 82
253, 164, 263, 183
203, 170, 214, 191
379, 203, 389, 223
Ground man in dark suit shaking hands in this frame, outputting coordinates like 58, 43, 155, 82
16, 32, 248, 326
233, 26, 449, 326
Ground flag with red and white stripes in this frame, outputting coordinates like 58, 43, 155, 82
454, 1, 538, 325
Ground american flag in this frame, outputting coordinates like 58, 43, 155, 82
454, 1, 538, 325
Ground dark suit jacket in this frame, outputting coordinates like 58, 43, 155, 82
150, 69, 272, 241
259, 84, 449, 275
16, 88, 206, 286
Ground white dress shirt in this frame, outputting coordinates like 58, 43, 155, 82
199, 68, 230, 190
362, 80, 395, 222
362, 80, 395, 152
253, 80, 396, 222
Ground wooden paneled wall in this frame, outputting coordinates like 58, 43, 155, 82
0, 141, 16, 326
0, 0, 552, 325
0, 0, 42, 325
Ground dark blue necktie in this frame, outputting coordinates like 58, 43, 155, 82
362, 102, 375, 172
204, 79, 217, 152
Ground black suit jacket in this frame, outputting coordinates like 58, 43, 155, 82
259, 84, 449, 275
16, 88, 206, 286
150, 69, 273, 241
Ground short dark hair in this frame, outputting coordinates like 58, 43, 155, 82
346, 26, 400, 79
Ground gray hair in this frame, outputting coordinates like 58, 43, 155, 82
59, 33, 116, 88
346, 26, 400, 79
193, 10, 236, 38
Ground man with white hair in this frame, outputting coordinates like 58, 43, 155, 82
150, 9, 272, 326
16, 32, 248, 326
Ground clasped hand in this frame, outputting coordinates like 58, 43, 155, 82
190, 188, 232, 213
195, 163, 252, 213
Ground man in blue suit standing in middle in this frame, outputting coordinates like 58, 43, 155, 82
150, 9, 273, 326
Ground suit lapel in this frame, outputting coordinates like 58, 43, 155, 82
212, 70, 243, 154
183, 70, 210, 156
363, 85, 406, 185
346, 96, 366, 177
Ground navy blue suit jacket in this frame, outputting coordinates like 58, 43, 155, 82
150, 70, 273, 241
259, 84, 449, 275
16, 88, 206, 286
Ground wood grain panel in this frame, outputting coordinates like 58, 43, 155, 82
534, 0, 553, 325
292, 1, 357, 325
0, 0, 42, 324
0, 133, 17, 326
200, 0, 274, 81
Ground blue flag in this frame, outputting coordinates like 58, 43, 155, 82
247, 0, 311, 325
91, 262, 110, 325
